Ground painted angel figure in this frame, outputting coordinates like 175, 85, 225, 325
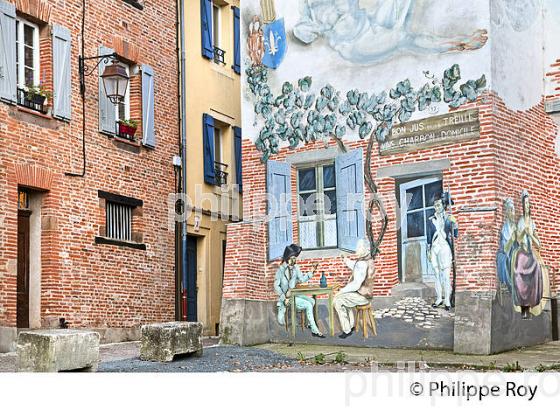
248, 16, 265, 66
293, 0, 488, 64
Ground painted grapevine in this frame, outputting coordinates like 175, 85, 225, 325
247, 63, 487, 258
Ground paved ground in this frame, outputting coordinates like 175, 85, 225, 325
2, 339, 560, 372
259, 341, 560, 372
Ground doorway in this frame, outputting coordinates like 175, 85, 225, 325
186, 235, 198, 322
17, 189, 32, 328
399, 177, 443, 283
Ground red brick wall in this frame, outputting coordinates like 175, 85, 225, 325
225, 92, 560, 302
0, 0, 178, 328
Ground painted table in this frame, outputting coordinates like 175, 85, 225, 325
289, 286, 335, 337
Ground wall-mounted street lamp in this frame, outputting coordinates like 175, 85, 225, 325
79, 53, 130, 102
66, 47, 130, 178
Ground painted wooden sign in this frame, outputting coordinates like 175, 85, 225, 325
379, 109, 480, 156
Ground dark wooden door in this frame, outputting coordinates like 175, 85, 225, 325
186, 236, 198, 322
17, 210, 31, 329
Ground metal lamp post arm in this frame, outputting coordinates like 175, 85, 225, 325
78, 53, 118, 95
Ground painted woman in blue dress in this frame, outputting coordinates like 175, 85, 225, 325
496, 198, 516, 292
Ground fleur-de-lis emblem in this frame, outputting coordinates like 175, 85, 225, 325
265, 30, 282, 56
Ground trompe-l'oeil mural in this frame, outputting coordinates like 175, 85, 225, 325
496, 191, 551, 318
247, 0, 487, 263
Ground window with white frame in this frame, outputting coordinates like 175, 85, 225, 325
297, 163, 338, 250
106, 201, 133, 242
15, 18, 40, 88
115, 63, 131, 123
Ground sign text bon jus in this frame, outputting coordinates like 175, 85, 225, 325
379, 109, 480, 156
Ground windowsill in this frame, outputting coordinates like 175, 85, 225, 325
16, 105, 51, 119
298, 248, 352, 260
210, 62, 234, 79
95, 236, 146, 250
122, 0, 144, 10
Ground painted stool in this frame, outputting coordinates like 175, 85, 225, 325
284, 309, 306, 333
355, 304, 377, 338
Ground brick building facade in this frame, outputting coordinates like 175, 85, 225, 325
220, 0, 560, 353
0, 0, 178, 351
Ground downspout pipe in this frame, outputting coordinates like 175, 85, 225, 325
178, 0, 189, 321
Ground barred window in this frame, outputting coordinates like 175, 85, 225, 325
106, 201, 133, 241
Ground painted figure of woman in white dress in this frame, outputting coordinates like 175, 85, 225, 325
496, 198, 516, 293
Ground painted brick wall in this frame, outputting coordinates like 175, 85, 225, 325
224, 92, 560, 302
0, 0, 178, 328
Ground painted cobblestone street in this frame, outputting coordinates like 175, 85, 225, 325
376, 297, 454, 330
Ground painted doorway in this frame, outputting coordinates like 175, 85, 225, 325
17, 190, 31, 328
186, 235, 198, 322
399, 177, 443, 283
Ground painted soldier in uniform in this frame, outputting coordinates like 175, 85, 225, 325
274, 244, 325, 338
427, 196, 458, 310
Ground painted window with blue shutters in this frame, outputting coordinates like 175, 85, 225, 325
200, 0, 213, 59
232, 6, 240, 74
335, 148, 365, 252
267, 148, 365, 258
267, 160, 293, 260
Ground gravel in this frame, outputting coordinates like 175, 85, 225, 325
98, 345, 301, 373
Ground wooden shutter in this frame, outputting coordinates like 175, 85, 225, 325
203, 113, 215, 185
335, 148, 365, 251
267, 160, 293, 260
232, 6, 240, 74
200, 0, 213, 59
98, 45, 116, 134
233, 126, 242, 193
52, 24, 72, 120
0, 0, 16, 104
141, 64, 155, 148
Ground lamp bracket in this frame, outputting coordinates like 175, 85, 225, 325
78, 52, 119, 96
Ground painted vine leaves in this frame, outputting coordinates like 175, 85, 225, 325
247, 63, 486, 163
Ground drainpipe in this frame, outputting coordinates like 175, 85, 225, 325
178, 0, 188, 321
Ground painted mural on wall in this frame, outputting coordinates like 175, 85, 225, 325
244, 0, 488, 344
496, 191, 551, 317
293, 0, 488, 65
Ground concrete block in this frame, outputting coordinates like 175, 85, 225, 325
220, 299, 270, 346
0, 327, 17, 353
140, 322, 203, 362
16, 330, 100, 372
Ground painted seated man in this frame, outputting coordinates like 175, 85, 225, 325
427, 196, 458, 311
273, 244, 325, 338
334, 239, 373, 339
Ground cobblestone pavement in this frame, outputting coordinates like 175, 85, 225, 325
376, 297, 454, 329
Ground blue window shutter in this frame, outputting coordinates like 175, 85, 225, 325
335, 148, 365, 252
201, 0, 213, 59
98, 46, 116, 134
233, 126, 242, 193
232, 6, 240, 74
52, 24, 72, 121
141, 64, 156, 148
203, 113, 216, 185
0, 0, 16, 104
267, 160, 293, 260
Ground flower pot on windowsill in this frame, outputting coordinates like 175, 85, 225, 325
30, 94, 47, 105
118, 122, 138, 139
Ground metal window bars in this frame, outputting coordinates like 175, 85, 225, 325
214, 161, 229, 186
17, 88, 48, 114
213, 46, 226, 65
106, 201, 132, 241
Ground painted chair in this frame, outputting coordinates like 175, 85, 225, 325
284, 308, 306, 333
354, 304, 377, 338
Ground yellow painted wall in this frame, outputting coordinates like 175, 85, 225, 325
182, 0, 241, 335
